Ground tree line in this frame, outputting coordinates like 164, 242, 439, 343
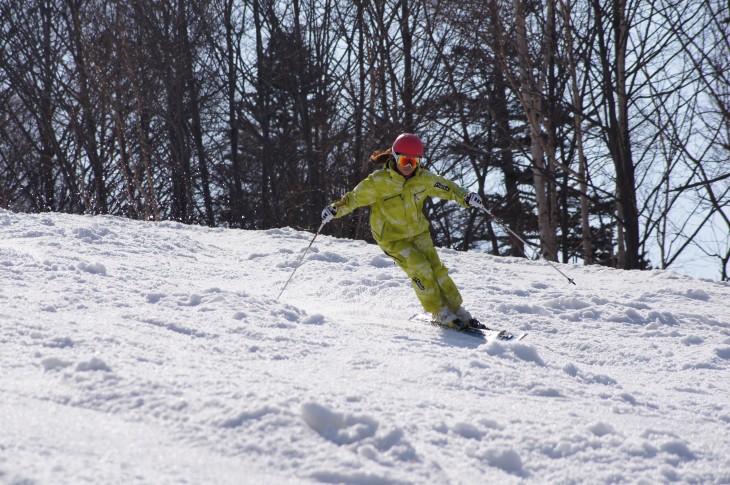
1, 0, 728, 280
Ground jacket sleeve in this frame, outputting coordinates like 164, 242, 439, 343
425, 172, 470, 208
329, 173, 381, 218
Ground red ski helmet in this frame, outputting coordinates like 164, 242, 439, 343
392, 133, 424, 157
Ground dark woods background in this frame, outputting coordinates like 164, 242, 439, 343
1, 0, 729, 279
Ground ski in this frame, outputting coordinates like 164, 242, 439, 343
409, 314, 527, 341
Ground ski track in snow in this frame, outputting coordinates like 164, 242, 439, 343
1, 209, 729, 484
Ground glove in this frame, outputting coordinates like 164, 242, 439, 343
465, 192, 484, 208
321, 205, 338, 224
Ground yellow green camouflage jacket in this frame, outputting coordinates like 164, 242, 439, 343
331, 160, 470, 243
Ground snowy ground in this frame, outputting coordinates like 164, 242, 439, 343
1, 209, 729, 484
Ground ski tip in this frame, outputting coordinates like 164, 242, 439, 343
491, 331, 528, 342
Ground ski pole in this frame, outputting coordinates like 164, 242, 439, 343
479, 206, 576, 285
276, 221, 326, 300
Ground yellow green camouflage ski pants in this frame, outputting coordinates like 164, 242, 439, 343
378, 232, 463, 314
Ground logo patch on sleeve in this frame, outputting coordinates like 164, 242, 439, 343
434, 182, 450, 192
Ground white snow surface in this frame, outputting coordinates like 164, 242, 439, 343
1, 209, 729, 484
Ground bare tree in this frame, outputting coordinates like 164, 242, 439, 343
488, 0, 561, 261
64, 0, 109, 214
558, 0, 593, 264
586, 0, 645, 269
0, 0, 69, 212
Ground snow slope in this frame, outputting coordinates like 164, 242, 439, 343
1, 209, 729, 484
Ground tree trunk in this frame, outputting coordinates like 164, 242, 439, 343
512, 0, 559, 260
66, 0, 108, 214
493, 66, 526, 257
592, 0, 641, 269
224, 0, 243, 226
559, 0, 593, 264
613, 0, 641, 269
253, 0, 273, 228
177, 0, 214, 226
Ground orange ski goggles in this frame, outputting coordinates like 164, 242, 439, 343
395, 154, 421, 169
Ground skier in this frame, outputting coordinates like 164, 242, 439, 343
321, 133, 485, 330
